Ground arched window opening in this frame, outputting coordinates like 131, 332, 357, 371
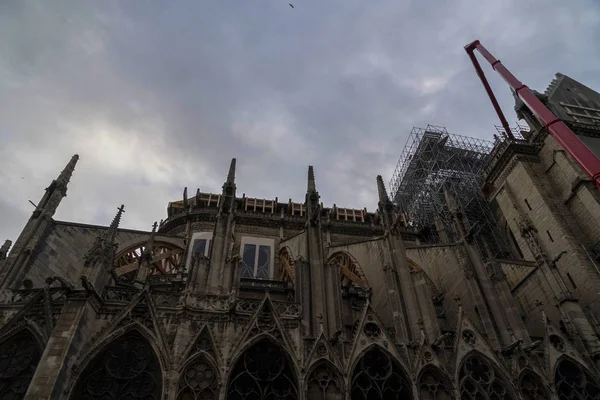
306, 362, 343, 400
176, 355, 219, 400
418, 367, 452, 400
350, 347, 412, 400
459, 353, 514, 400
227, 339, 298, 400
554, 358, 600, 400
329, 253, 368, 290
519, 371, 549, 400
279, 248, 295, 284
70, 330, 162, 400
0, 330, 41, 400
114, 241, 185, 282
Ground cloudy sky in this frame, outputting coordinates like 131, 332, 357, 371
1, 0, 599, 241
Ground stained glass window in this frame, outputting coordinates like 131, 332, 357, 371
459, 353, 513, 400
70, 330, 162, 400
554, 358, 600, 400
227, 340, 297, 399
0, 330, 41, 400
350, 347, 412, 399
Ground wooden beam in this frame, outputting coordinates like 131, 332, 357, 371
115, 249, 182, 276
339, 264, 367, 289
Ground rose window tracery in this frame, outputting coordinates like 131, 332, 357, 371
418, 368, 453, 400
227, 340, 298, 400
350, 347, 412, 400
519, 371, 549, 400
176, 356, 219, 400
306, 363, 343, 400
554, 358, 600, 400
459, 354, 514, 400
70, 331, 162, 400
0, 330, 41, 400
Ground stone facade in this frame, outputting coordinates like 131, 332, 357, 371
0, 74, 600, 399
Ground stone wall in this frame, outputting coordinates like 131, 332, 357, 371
23, 221, 148, 288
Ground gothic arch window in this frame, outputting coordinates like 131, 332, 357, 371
519, 370, 549, 400
328, 252, 369, 290
306, 361, 343, 400
459, 353, 514, 400
554, 358, 600, 400
176, 355, 219, 400
279, 247, 295, 284
350, 347, 412, 400
0, 329, 42, 400
70, 330, 162, 400
418, 366, 453, 400
227, 339, 298, 399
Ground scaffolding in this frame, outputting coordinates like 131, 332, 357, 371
389, 125, 510, 258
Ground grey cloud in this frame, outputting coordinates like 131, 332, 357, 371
1, 0, 599, 243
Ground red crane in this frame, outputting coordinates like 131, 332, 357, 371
464, 40, 600, 189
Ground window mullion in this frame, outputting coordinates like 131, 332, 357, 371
254, 245, 259, 278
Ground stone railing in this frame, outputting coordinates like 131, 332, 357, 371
239, 278, 291, 292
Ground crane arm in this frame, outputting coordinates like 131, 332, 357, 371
465, 40, 600, 189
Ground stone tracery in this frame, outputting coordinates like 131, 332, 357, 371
418, 367, 453, 400
350, 347, 412, 400
554, 358, 600, 400
176, 355, 219, 400
306, 361, 343, 400
0, 330, 41, 400
519, 370, 549, 400
226, 339, 298, 400
459, 353, 514, 400
70, 330, 162, 400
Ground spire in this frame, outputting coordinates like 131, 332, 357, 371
183, 187, 188, 208
57, 154, 79, 187
84, 204, 124, 268
0, 240, 11, 260
227, 158, 236, 184
307, 166, 316, 192
106, 205, 125, 244
376, 175, 390, 203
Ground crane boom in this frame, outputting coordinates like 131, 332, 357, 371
464, 40, 600, 189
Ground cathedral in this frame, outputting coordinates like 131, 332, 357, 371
0, 72, 600, 400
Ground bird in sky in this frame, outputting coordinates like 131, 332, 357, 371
289, 3, 294, 8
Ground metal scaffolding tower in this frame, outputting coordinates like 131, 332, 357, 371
389, 125, 510, 258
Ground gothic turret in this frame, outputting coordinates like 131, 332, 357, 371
0, 154, 79, 289
82, 205, 125, 294
204, 158, 238, 294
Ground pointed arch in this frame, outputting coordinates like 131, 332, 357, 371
554, 356, 600, 400
350, 345, 412, 400
518, 369, 549, 400
417, 365, 453, 400
69, 328, 163, 400
176, 352, 220, 400
0, 328, 42, 400
305, 359, 344, 400
458, 351, 515, 400
226, 338, 299, 400
328, 251, 369, 289
279, 246, 295, 284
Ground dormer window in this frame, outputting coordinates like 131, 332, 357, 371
239, 237, 274, 280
